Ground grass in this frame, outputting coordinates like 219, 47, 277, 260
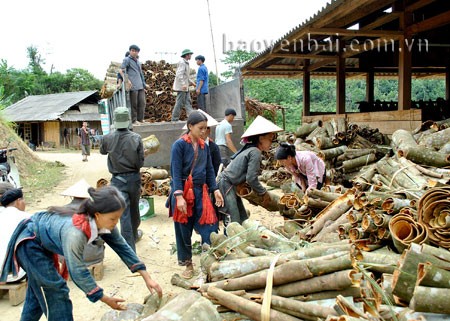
21, 159, 66, 207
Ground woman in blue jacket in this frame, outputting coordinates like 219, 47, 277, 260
168, 111, 224, 279
0, 186, 162, 321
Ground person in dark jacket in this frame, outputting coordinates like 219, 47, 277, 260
168, 111, 224, 279
217, 116, 283, 225
100, 107, 144, 252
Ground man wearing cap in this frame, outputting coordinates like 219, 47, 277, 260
215, 108, 238, 167
119, 44, 147, 126
100, 107, 144, 252
195, 55, 209, 112
171, 49, 195, 121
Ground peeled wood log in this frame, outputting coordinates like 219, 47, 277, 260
315, 136, 336, 149
272, 269, 355, 297
312, 212, 349, 243
303, 196, 330, 209
209, 256, 287, 282
418, 127, 450, 150
141, 290, 221, 321
171, 273, 194, 290
200, 252, 351, 292
409, 286, 450, 314
292, 286, 361, 302
305, 190, 354, 239
342, 154, 377, 172
352, 163, 376, 191
207, 287, 300, 321
392, 129, 450, 168
317, 145, 347, 160
282, 242, 351, 261
392, 243, 450, 304
240, 220, 296, 253
352, 247, 400, 274
236, 183, 280, 212
253, 294, 338, 320
306, 188, 341, 203
416, 262, 450, 288
295, 121, 322, 138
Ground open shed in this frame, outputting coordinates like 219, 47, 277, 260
242, 0, 450, 133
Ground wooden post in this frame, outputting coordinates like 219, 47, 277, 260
366, 69, 375, 104
303, 59, 311, 117
336, 38, 346, 114
398, 11, 412, 110
446, 67, 450, 101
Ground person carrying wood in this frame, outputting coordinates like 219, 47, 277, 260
171, 49, 195, 121
275, 142, 326, 192
217, 116, 283, 225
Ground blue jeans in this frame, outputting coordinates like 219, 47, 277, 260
17, 238, 73, 321
172, 91, 193, 121
174, 185, 218, 265
111, 172, 141, 252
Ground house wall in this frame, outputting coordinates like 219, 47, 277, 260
43, 121, 61, 147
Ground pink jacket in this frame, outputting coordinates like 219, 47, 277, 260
286, 151, 325, 191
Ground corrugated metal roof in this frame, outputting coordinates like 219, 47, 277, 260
2, 91, 100, 122
59, 113, 101, 122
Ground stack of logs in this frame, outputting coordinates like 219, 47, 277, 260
100, 61, 121, 99
142, 60, 197, 122
195, 118, 450, 319
140, 168, 170, 197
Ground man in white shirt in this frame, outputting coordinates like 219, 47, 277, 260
215, 108, 237, 166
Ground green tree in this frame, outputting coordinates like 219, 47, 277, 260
208, 71, 221, 88
221, 50, 257, 79
65, 68, 102, 91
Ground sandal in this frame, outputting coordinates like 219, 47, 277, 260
181, 268, 194, 279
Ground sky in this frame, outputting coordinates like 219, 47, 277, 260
1, 0, 330, 80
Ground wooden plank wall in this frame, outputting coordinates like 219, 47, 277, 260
43, 121, 61, 148
302, 110, 422, 135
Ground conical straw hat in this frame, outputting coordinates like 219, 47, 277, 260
241, 116, 283, 138
182, 109, 219, 129
61, 179, 91, 199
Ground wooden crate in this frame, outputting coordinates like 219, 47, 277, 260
0, 281, 27, 306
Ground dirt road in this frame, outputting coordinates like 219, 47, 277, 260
1, 150, 281, 320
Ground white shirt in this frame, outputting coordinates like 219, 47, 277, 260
0, 206, 31, 282
215, 119, 233, 146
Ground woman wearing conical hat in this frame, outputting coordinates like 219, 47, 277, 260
217, 116, 283, 225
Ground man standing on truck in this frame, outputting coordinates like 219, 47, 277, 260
119, 44, 147, 126
171, 49, 195, 121
195, 55, 208, 112
100, 107, 144, 252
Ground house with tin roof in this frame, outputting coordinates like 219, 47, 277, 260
2, 91, 102, 148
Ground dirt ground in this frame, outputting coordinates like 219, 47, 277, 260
1, 150, 283, 320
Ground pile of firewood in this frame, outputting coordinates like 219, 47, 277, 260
245, 98, 283, 121
100, 61, 121, 99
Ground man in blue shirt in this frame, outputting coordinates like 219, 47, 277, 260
195, 55, 209, 112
